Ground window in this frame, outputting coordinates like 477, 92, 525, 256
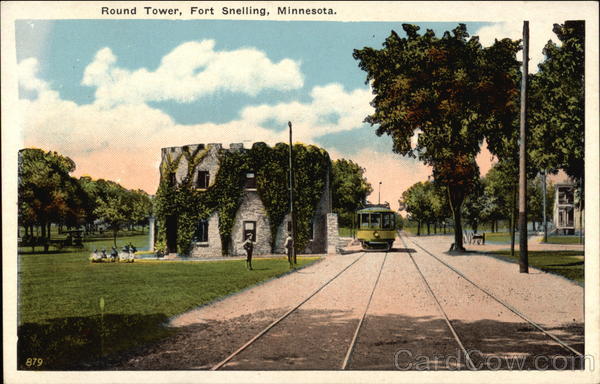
370, 213, 381, 228
360, 214, 370, 228
168, 172, 176, 186
558, 187, 574, 205
196, 171, 210, 189
245, 172, 257, 189
243, 221, 256, 241
194, 220, 209, 242
382, 213, 392, 229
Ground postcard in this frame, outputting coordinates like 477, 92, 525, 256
2, 1, 599, 383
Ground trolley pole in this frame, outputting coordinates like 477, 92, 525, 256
378, 182, 382, 205
518, 21, 529, 273
542, 170, 548, 243
288, 121, 297, 265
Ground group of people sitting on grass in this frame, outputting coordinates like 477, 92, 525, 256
89, 243, 137, 263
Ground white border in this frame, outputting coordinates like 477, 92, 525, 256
2, 2, 599, 383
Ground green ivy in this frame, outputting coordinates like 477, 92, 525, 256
154, 143, 330, 256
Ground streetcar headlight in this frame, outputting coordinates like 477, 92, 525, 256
374, 231, 379, 238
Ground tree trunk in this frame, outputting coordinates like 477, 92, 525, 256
434, 223, 437, 234
417, 221, 421, 236
113, 229, 118, 247
42, 222, 50, 253
447, 186, 465, 252
451, 207, 464, 251
427, 223, 430, 235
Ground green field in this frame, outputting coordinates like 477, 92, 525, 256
488, 250, 584, 284
543, 235, 584, 244
18, 233, 318, 370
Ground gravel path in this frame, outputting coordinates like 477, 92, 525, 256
116, 233, 583, 371
405, 234, 583, 369
407, 234, 584, 333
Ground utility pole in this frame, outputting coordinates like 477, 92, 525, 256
378, 182, 382, 205
542, 170, 548, 243
288, 121, 297, 265
518, 21, 529, 273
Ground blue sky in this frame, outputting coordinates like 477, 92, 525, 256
15, 19, 556, 206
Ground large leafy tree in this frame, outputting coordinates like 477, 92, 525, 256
354, 24, 520, 250
530, 20, 584, 206
331, 159, 373, 227
18, 148, 85, 251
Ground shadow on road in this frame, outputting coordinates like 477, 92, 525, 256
111, 309, 584, 371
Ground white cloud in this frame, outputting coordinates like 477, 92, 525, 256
240, 83, 373, 139
19, 57, 374, 193
18, 57, 49, 92
81, 40, 304, 107
474, 20, 560, 72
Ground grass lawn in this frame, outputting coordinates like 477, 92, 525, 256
483, 231, 535, 244
18, 233, 319, 370
338, 227, 354, 237
487, 250, 584, 284
543, 235, 584, 245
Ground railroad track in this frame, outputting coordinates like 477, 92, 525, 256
397, 233, 477, 369
398, 231, 584, 361
211, 233, 581, 371
210, 250, 389, 370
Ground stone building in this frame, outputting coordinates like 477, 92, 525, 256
159, 143, 339, 257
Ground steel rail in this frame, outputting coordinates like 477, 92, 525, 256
399, 233, 477, 370
210, 252, 367, 370
406, 234, 584, 358
341, 251, 388, 369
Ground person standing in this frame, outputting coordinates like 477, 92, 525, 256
243, 233, 255, 270
284, 232, 293, 268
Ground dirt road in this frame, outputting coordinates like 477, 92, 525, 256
117, 233, 584, 371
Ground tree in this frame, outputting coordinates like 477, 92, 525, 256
18, 148, 84, 251
480, 170, 506, 232
530, 20, 584, 237
130, 189, 153, 231
331, 159, 373, 227
530, 21, 584, 185
402, 181, 432, 236
354, 24, 521, 251
462, 180, 486, 234
93, 180, 133, 247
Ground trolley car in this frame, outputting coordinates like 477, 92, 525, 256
355, 205, 397, 250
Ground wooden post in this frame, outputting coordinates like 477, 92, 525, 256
518, 21, 529, 273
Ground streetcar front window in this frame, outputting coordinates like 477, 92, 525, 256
370, 213, 381, 228
360, 214, 370, 228
382, 213, 391, 229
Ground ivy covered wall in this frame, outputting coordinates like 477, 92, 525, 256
154, 142, 331, 256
